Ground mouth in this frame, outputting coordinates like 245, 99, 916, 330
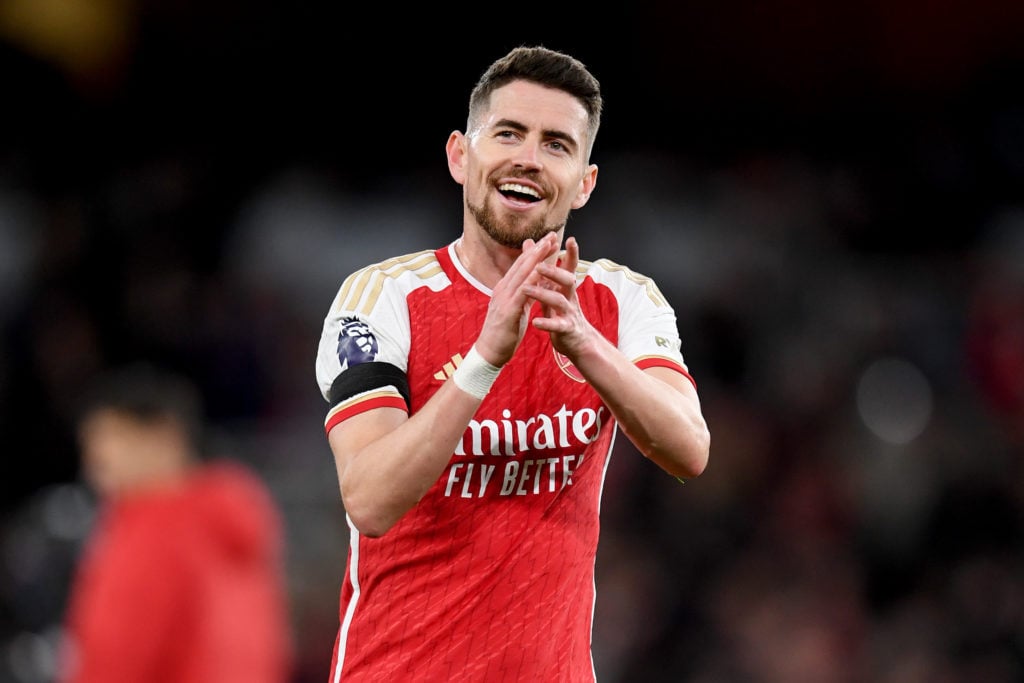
497, 182, 543, 206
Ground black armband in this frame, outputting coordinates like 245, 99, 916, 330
328, 362, 411, 411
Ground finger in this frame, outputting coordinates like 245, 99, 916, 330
522, 284, 570, 313
531, 317, 571, 334
535, 262, 576, 287
562, 236, 580, 275
515, 236, 559, 277
495, 238, 544, 294
510, 235, 561, 292
557, 236, 575, 267
534, 236, 577, 292
531, 232, 561, 267
539, 231, 562, 264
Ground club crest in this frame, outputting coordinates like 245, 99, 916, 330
553, 349, 586, 383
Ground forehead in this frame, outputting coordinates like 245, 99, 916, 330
481, 80, 589, 137
80, 409, 143, 436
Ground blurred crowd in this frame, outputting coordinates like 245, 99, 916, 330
1, 2, 1024, 682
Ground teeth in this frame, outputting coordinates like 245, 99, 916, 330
498, 183, 541, 198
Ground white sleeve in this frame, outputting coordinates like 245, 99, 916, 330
585, 259, 689, 373
315, 271, 412, 403
617, 278, 688, 371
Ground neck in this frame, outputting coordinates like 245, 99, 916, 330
456, 225, 565, 289
454, 234, 522, 290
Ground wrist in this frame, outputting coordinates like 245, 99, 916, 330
452, 345, 502, 400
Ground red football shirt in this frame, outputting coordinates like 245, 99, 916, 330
316, 241, 693, 682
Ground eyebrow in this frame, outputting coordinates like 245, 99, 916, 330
492, 118, 580, 152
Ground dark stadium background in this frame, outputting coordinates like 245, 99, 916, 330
2, 2, 1023, 681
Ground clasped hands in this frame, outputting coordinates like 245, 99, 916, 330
475, 232, 593, 368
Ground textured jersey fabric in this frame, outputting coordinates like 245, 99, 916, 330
58, 461, 293, 683
316, 241, 692, 683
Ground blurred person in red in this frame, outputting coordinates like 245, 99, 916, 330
57, 362, 294, 683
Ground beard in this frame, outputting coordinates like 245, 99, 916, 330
467, 194, 564, 249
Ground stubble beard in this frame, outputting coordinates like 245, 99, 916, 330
468, 196, 564, 250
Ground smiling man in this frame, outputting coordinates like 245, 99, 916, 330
314, 45, 710, 683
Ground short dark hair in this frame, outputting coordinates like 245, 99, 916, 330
77, 362, 205, 449
468, 45, 603, 157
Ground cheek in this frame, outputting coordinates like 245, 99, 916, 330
82, 435, 134, 489
466, 171, 494, 201
81, 446, 115, 492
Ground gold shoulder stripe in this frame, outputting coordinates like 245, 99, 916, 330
360, 258, 443, 315
333, 250, 441, 314
588, 259, 668, 307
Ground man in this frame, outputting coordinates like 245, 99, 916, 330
315, 45, 710, 682
58, 363, 294, 683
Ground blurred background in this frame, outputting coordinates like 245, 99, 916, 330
2, 1, 1024, 681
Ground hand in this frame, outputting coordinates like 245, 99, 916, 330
523, 236, 594, 359
474, 232, 561, 366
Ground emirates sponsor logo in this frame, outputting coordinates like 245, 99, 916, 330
455, 404, 606, 457
446, 404, 605, 498
442, 401, 609, 499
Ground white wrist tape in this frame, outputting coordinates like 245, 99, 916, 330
452, 345, 502, 400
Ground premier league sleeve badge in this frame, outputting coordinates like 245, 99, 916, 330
337, 316, 379, 367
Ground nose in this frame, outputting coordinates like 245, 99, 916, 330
512, 139, 544, 170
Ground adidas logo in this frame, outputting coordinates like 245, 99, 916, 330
434, 352, 465, 381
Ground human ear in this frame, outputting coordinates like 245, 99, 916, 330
446, 131, 468, 186
571, 163, 598, 209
